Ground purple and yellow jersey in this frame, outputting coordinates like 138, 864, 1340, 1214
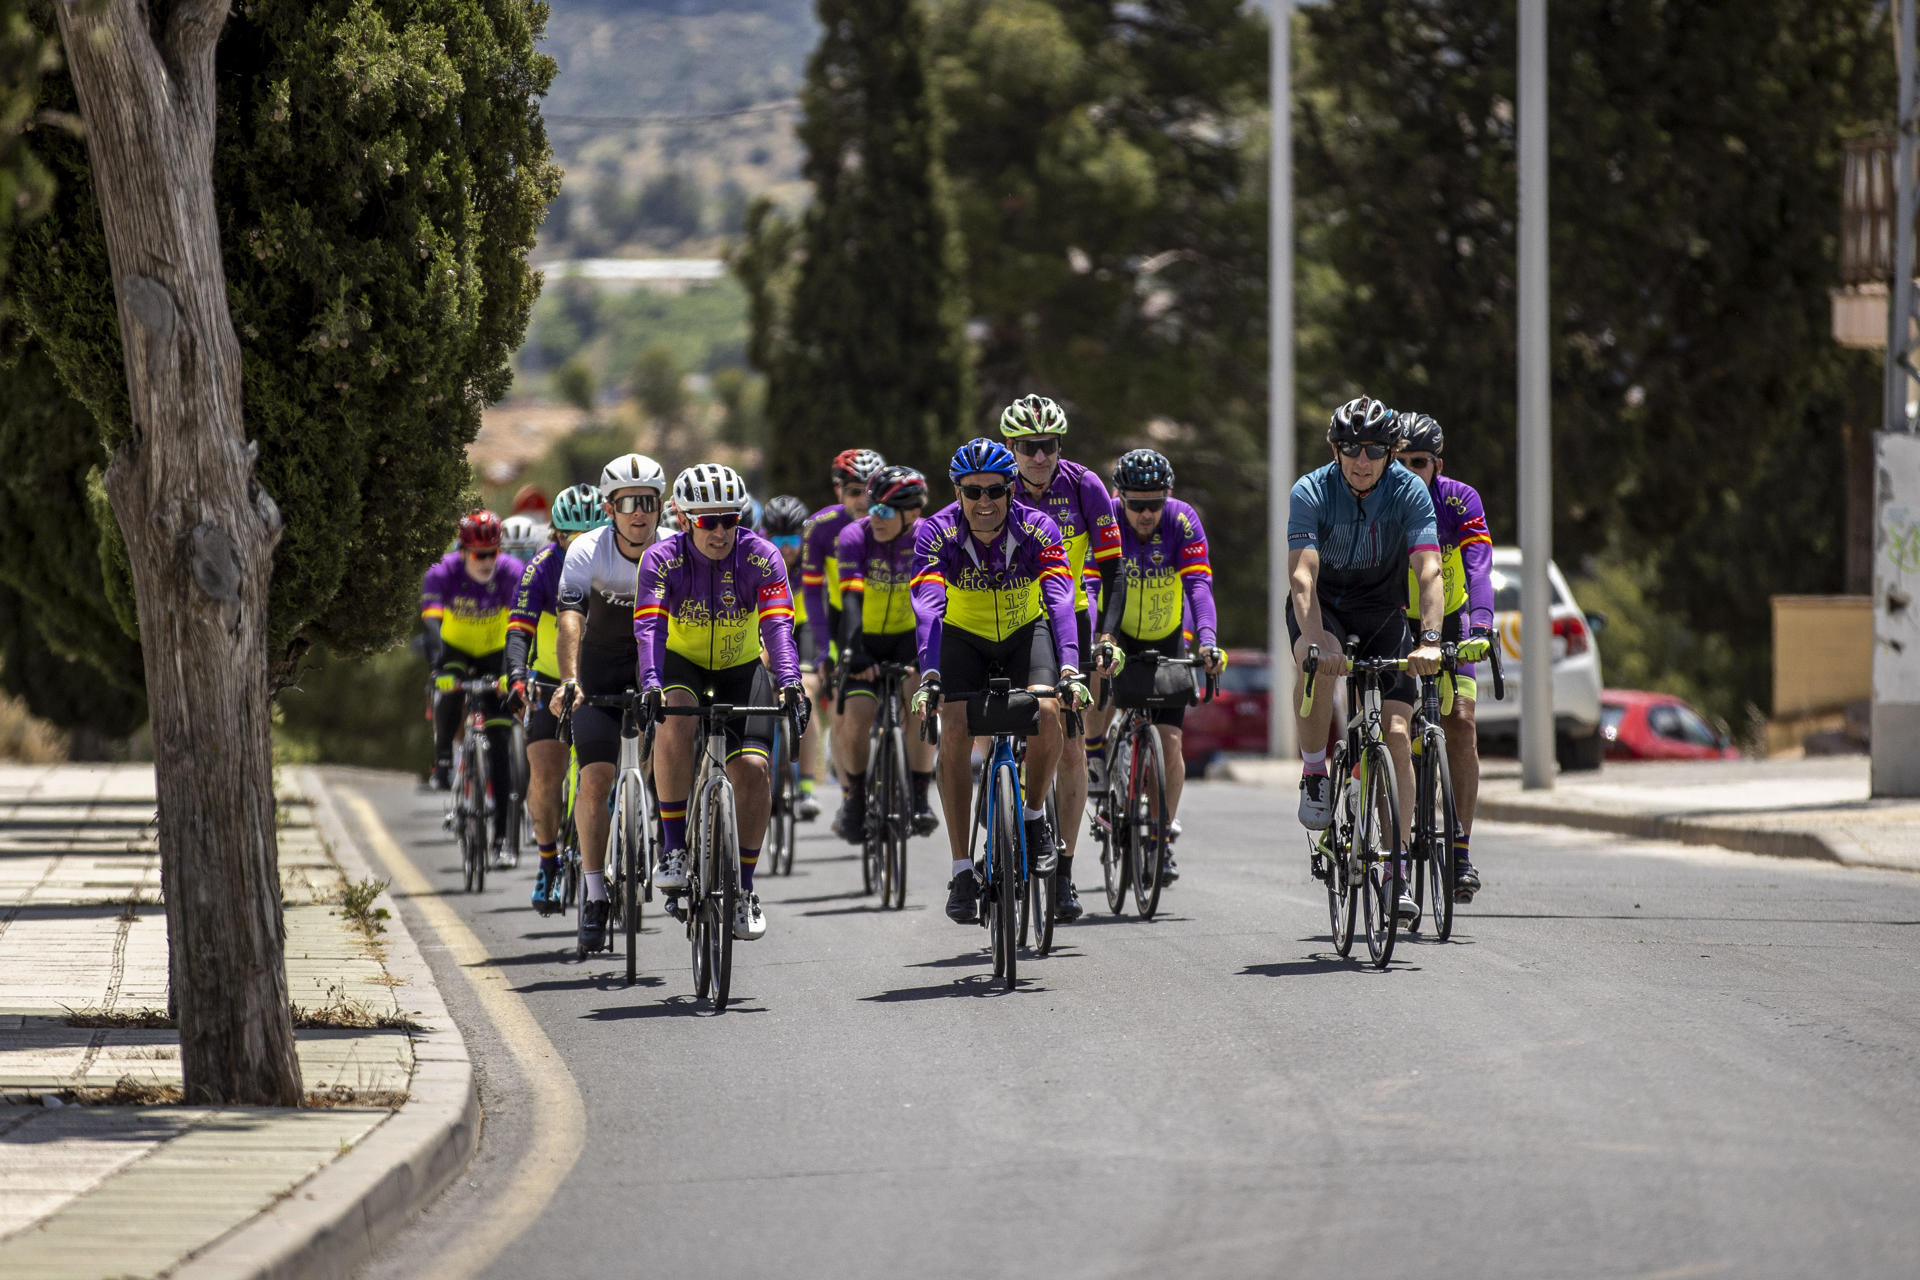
835, 517, 918, 637
1111, 498, 1218, 648
1016, 457, 1120, 611
508, 543, 565, 679
635, 529, 800, 687
910, 500, 1080, 676
421, 551, 524, 657
799, 503, 856, 629
1405, 474, 1495, 630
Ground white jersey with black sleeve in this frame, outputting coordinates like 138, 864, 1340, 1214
558, 524, 646, 691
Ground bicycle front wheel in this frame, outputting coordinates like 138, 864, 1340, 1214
1426, 740, 1458, 942
616, 770, 646, 981
884, 726, 909, 910
769, 723, 794, 876
464, 737, 489, 894
988, 762, 1021, 988
706, 785, 738, 1011
1327, 749, 1358, 956
1358, 744, 1401, 968
1128, 725, 1168, 920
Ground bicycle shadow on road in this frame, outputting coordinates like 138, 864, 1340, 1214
583, 994, 768, 1019
801, 903, 928, 918
860, 973, 1041, 1001
514, 972, 664, 994
1240, 953, 1423, 977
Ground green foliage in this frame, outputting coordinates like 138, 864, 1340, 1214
752, 0, 974, 499
517, 276, 750, 386
274, 642, 434, 773
505, 421, 637, 514
712, 365, 767, 449
12, 0, 562, 686
1298, 0, 1889, 713
0, 0, 58, 331
1568, 555, 1740, 728
633, 343, 687, 426
0, 339, 145, 736
556, 355, 597, 414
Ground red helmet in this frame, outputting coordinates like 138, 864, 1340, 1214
457, 510, 503, 551
510, 484, 550, 518
831, 448, 885, 484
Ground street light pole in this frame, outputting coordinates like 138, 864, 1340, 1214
1518, 0, 1554, 790
1269, 0, 1297, 760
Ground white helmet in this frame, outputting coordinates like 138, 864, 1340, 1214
500, 514, 546, 560
673, 463, 751, 514
599, 452, 667, 499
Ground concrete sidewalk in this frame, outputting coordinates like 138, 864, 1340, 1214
1224, 753, 1920, 872
0, 765, 475, 1279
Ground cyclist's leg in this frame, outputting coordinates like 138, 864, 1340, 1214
570, 720, 618, 878
1054, 610, 1092, 860
936, 631, 995, 884
839, 670, 878, 832
525, 710, 568, 846
1439, 608, 1480, 869
714, 662, 775, 887
431, 652, 473, 776
799, 662, 826, 808
898, 657, 936, 817
474, 656, 515, 845
1287, 598, 1343, 759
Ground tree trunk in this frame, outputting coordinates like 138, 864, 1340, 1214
55, 0, 301, 1106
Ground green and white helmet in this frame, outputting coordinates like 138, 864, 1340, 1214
999, 393, 1069, 438
550, 483, 608, 534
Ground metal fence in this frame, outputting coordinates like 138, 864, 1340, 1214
1842, 138, 1898, 287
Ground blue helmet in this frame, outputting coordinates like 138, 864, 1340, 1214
948, 437, 1017, 481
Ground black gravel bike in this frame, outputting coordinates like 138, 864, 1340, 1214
1299, 639, 1409, 968
1093, 651, 1216, 920
842, 661, 915, 910
440, 676, 506, 894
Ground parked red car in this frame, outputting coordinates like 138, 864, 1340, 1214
1182, 648, 1271, 773
1599, 689, 1742, 760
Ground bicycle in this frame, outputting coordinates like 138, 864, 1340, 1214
1298, 639, 1412, 969
767, 711, 800, 877
560, 692, 655, 982
1093, 652, 1217, 920
839, 661, 916, 910
438, 676, 507, 894
1001, 734, 1056, 953
1406, 641, 1505, 940
926, 680, 1079, 990
650, 695, 797, 1011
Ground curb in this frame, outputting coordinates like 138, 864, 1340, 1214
172, 768, 479, 1280
1472, 796, 1846, 865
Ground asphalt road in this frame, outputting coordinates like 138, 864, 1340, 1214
339, 768, 1920, 1280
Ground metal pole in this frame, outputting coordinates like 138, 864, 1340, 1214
1889, 0, 1917, 434
1518, 0, 1554, 790
1268, 0, 1297, 760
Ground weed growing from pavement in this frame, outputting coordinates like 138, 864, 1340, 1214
336, 876, 391, 936
292, 983, 421, 1032
62, 1006, 173, 1029
305, 1084, 408, 1109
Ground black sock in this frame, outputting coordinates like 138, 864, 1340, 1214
846, 771, 866, 805
912, 770, 933, 805
1057, 854, 1073, 884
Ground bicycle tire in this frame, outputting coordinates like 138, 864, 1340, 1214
860, 727, 881, 896
993, 762, 1021, 989
1102, 725, 1131, 914
773, 724, 798, 876
884, 725, 909, 910
1129, 724, 1167, 920
865, 725, 890, 905
617, 771, 644, 981
1427, 739, 1457, 942
1358, 743, 1401, 968
1031, 787, 1056, 953
1327, 747, 1357, 956
709, 785, 738, 1011
466, 736, 489, 894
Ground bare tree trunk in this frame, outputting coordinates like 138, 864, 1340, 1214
56, 0, 301, 1106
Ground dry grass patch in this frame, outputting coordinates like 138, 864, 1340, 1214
63, 1006, 173, 1029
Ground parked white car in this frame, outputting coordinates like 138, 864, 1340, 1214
1472, 547, 1606, 770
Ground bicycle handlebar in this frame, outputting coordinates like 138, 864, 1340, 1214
1093, 652, 1218, 710
835, 660, 917, 715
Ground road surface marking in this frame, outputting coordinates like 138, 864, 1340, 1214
340, 788, 586, 1280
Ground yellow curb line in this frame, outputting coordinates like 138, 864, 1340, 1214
338, 788, 586, 1280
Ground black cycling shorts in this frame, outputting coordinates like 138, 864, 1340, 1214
794, 618, 820, 672
1286, 597, 1417, 707
661, 652, 777, 761
1114, 632, 1192, 728
939, 618, 1059, 698
841, 630, 918, 699
524, 679, 562, 745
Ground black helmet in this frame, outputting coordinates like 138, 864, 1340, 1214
1112, 448, 1175, 491
759, 494, 810, 536
1327, 396, 1401, 446
867, 464, 929, 511
1397, 412, 1444, 456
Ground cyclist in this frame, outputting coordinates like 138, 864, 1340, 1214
640, 464, 809, 942
421, 511, 525, 862
835, 465, 939, 840
1395, 413, 1496, 902
552, 453, 668, 953
802, 447, 886, 841
507, 484, 606, 914
1091, 449, 1226, 886
1288, 397, 1443, 926
999, 394, 1120, 920
759, 494, 825, 821
909, 438, 1090, 925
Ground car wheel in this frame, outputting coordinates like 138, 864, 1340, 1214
1557, 729, 1605, 773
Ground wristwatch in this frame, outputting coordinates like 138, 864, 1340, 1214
1421, 629, 1442, 645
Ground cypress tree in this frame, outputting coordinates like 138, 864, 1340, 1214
11, 0, 562, 684
756, 0, 974, 500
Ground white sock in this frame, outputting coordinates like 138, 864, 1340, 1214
585, 871, 607, 903
1301, 748, 1327, 769
952, 859, 972, 879
1022, 804, 1044, 821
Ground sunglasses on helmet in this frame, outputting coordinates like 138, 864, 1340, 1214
1010, 437, 1061, 457
958, 482, 1012, 502
1338, 442, 1391, 461
688, 511, 742, 531
609, 493, 658, 514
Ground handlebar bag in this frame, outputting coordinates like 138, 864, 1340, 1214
966, 688, 1041, 737
1111, 658, 1197, 710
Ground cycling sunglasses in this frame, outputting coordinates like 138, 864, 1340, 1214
771, 534, 802, 551
870, 501, 924, 520
958, 482, 1012, 502
1010, 437, 1061, 457
688, 511, 742, 531
1337, 442, 1391, 460
468, 550, 499, 561
609, 493, 658, 514
1400, 454, 1437, 471
1123, 497, 1166, 514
